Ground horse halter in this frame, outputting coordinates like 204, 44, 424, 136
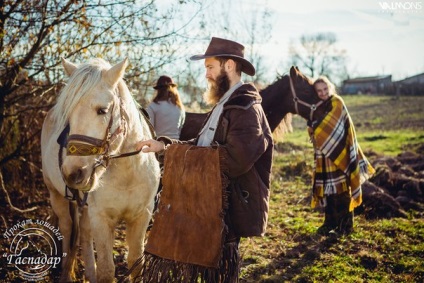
58, 100, 154, 206
289, 75, 323, 121
64, 101, 151, 169
65, 103, 126, 169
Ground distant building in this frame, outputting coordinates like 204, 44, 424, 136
341, 75, 392, 95
394, 73, 424, 95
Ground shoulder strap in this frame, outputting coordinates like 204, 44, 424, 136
139, 107, 157, 139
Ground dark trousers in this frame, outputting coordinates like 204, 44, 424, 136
322, 192, 354, 234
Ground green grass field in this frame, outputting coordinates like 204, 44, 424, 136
239, 95, 424, 282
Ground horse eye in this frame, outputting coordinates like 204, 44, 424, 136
97, 108, 108, 115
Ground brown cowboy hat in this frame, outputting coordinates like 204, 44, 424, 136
153, 75, 177, 89
190, 37, 256, 76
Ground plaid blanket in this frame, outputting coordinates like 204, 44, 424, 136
311, 95, 375, 211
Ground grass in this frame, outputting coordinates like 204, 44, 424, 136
239, 95, 424, 282
240, 148, 424, 282
359, 131, 424, 156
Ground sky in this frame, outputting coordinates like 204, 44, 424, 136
260, 0, 424, 81
169, 0, 424, 83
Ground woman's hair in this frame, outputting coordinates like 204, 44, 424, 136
313, 76, 338, 96
153, 85, 184, 109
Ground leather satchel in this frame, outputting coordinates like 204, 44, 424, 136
133, 144, 230, 282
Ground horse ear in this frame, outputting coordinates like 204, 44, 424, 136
104, 58, 128, 87
62, 58, 78, 77
290, 66, 297, 78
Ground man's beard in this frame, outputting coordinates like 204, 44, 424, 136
203, 69, 230, 105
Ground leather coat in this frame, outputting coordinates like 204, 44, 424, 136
160, 83, 273, 237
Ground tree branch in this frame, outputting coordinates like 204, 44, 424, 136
0, 171, 37, 213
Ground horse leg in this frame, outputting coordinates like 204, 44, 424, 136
79, 206, 96, 282
90, 214, 115, 283
126, 208, 151, 278
47, 185, 77, 282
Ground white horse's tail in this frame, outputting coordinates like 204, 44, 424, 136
60, 201, 80, 282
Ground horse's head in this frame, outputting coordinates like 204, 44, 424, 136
260, 66, 325, 132
57, 58, 129, 192
289, 66, 326, 121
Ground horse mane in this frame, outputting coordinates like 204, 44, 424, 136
273, 113, 293, 141
117, 79, 153, 139
53, 58, 111, 134
260, 74, 293, 140
260, 73, 288, 96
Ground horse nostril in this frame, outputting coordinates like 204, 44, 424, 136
67, 168, 85, 185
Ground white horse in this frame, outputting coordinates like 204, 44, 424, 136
41, 58, 160, 282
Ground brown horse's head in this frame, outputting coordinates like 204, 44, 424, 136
260, 66, 327, 131
289, 66, 327, 121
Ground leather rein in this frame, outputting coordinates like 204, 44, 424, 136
289, 75, 323, 121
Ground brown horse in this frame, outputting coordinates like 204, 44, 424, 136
180, 66, 325, 140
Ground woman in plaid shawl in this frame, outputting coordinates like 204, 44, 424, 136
308, 76, 375, 235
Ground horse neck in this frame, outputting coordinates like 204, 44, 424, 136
116, 88, 151, 154
260, 76, 291, 132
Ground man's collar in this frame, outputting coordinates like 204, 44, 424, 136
217, 81, 243, 104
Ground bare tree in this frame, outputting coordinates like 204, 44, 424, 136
0, 0, 203, 211
288, 32, 347, 82
241, 4, 274, 85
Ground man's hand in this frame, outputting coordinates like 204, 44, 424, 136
135, 139, 165, 153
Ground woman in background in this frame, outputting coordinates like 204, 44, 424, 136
146, 75, 185, 139
308, 76, 375, 235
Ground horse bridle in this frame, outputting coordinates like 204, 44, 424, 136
66, 103, 131, 169
289, 75, 323, 121
65, 100, 156, 165
58, 99, 153, 206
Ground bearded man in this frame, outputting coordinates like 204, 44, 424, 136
136, 37, 273, 282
